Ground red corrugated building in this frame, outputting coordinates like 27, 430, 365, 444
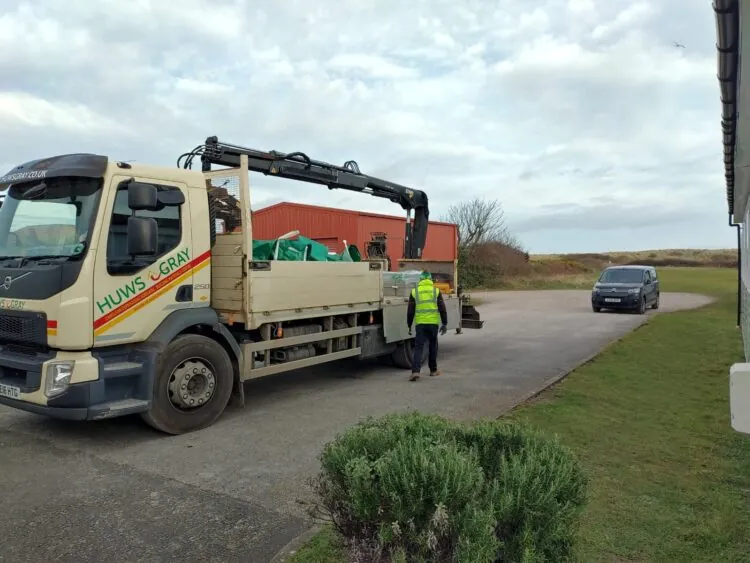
252, 202, 457, 270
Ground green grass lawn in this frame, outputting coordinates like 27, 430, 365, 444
286, 527, 343, 563
289, 267, 750, 562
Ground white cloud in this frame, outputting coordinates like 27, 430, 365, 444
0, 92, 123, 134
326, 54, 417, 79
591, 2, 656, 40
0, 0, 730, 253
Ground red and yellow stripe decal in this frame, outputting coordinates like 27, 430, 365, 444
93, 250, 211, 336
47, 320, 57, 336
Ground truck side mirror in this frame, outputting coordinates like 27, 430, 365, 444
127, 217, 158, 256
128, 182, 158, 211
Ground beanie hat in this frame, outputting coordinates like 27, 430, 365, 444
420, 271, 432, 280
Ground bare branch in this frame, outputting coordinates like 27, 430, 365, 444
443, 198, 517, 249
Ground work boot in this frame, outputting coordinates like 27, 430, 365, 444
430, 369, 441, 377
409, 372, 420, 381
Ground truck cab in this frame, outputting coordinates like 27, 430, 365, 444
0, 155, 215, 427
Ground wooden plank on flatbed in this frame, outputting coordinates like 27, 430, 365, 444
211, 255, 244, 268
212, 266, 243, 279
211, 244, 243, 256
212, 277, 243, 290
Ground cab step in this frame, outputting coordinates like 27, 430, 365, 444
89, 398, 150, 420
102, 361, 144, 378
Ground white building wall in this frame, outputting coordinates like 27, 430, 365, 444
743, 207, 750, 361
734, 203, 750, 433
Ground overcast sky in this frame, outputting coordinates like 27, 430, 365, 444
0, 0, 731, 253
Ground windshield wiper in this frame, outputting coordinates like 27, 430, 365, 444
23, 254, 71, 261
0, 254, 81, 267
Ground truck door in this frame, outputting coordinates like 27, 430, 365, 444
92, 176, 195, 347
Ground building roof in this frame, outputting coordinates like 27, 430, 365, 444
715, 0, 741, 218
253, 201, 457, 227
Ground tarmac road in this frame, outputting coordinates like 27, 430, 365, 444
0, 290, 713, 563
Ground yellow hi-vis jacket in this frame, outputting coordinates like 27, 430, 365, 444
411, 279, 442, 325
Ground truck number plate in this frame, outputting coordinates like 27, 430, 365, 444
0, 383, 20, 400
604, 298, 621, 303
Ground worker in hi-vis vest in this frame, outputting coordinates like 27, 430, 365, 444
406, 271, 448, 381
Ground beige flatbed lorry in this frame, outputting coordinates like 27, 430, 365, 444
0, 137, 483, 434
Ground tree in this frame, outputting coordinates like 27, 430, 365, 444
444, 198, 521, 250
442, 198, 528, 288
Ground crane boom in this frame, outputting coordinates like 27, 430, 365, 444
178, 136, 429, 259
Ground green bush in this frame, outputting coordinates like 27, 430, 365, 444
449, 421, 589, 560
313, 412, 588, 562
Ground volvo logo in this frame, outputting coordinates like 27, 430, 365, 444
1, 272, 31, 290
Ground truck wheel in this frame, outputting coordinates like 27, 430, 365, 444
141, 334, 234, 435
391, 338, 428, 370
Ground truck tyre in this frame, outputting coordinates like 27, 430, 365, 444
391, 338, 428, 370
141, 334, 234, 435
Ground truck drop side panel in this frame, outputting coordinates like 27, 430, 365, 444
248, 261, 382, 327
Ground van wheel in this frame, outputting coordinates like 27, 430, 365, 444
637, 296, 647, 315
651, 293, 660, 310
391, 338, 428, 370
142, 334, 234, 435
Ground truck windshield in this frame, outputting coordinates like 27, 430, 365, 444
0, 177, 102, 260
598, 268, 644, 283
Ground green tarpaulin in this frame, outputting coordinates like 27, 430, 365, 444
252, 235, 361, 262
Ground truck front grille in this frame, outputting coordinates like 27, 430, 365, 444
0, 310, 48, 347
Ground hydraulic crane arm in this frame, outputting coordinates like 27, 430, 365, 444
178, 136, 429, 259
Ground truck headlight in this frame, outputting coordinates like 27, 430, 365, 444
44, 361, 75, 398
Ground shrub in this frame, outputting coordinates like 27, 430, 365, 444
458, 242, 532, 288
313, 412, 588, 562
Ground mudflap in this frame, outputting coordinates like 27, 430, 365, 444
231, 373, 245, 407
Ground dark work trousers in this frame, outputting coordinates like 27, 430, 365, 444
412, 324, 439, 373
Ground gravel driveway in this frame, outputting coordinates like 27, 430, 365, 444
0, 290, 713, 563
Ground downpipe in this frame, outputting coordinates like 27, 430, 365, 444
730, 214, 742, 328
